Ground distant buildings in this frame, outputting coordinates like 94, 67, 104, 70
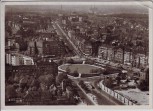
6, 60, 58, 77
6, 37, 20, 52
27, 39, 65, 57
60, 13, 149, 67
5, 53, 34, 66
91, 40, 101, 57
36, 60, 58, 77
98, 45, 149, 68
68, 15, 82, 23
98, 46, 113, 60
79, 40, 92, 56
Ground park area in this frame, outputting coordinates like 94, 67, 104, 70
59, 64, 104, 74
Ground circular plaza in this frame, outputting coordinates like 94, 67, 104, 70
58, 64, 105, 78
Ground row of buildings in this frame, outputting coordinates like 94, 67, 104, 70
27, 38, 66, 57
98, 46, 149, 67
6, 21, 67, 60
6, 60, 58, 79
59, 12, 149, 68
5, 53, 34, 66
63, 16, 149, 67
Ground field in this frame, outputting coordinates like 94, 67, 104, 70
59, 64, 103, 74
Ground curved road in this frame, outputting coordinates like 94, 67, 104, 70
53, 21, 124, 105
73, 78, 123, 105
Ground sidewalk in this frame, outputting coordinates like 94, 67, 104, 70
76, 83, 97, 105
92, 80, 124, 105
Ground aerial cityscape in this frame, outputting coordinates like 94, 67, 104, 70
5, 4, 149, 106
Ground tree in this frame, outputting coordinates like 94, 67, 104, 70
66, 67, 71, 74
72, 70, 79, 77
58, 59, 63, 65
103, 69, 110, 75
118, 42, 126, 64
14, 73, 20, 83
47, 75, 55, 86
91, 40, 102, 57
19, 76, 28, 91
145, 67, 149, 86
65, 78, 73, 87
17, 27, 25, 36
19, 41, 28, 51
137, 79, 148, 91
67, 58, 74, 64
56, 73, 68, 85
103, 77, 113, 88
112, 40, 119, 62
5, 25, 12, 36
144, 39, 149, 57
26, 28, 35, 37
116, 76, 121, 85
79, 80, 84, 86
90, 68, 104, 74
6, 84, 18, 100
30, 78, 40, 89
85, 58, 94, 65
39, 74, 55, 87
126, 41, 134, 63
135, 40, 144, 68
7, 76, 14, 84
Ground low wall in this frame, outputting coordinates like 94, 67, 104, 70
99, 81, 136, 105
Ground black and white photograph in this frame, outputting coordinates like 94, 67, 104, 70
1, 1, 153, 109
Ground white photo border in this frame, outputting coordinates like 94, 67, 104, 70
1, 1, 153, 110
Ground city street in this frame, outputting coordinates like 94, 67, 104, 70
53, 21, 140, 75
53, 21, 83, 57
53, 21, 132, 105
4, 4, 149, 106
72, 76, 123, 105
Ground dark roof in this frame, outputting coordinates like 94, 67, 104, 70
36, 61, 58, 66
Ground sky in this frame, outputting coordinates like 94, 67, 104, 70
5, 2, 149, 14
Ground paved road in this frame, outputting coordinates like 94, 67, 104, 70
53, 21, 142, 74
76, 83, 96, 105
52, 21, 132, 105
53, 22, 83, 57
73, 77, 123, 105
91, 89, 116, 105
91, 80, 124, 105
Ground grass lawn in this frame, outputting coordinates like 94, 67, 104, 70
60, 64, 103, 74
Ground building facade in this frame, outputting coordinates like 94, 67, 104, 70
6, 60, 58, 78
27, 39, 65, 57
98, 45, 148, 67
5, 53, 34, 66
